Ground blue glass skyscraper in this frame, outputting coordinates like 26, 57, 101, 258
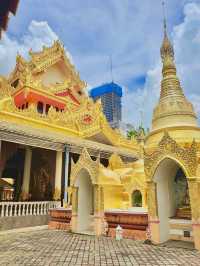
90, 82, 122, 128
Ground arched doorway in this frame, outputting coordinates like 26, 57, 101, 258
132, 190, 142, 207
75, 168, 94, 233
153, 158, 191, 243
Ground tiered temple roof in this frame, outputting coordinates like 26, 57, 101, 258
0, 41, 140, 159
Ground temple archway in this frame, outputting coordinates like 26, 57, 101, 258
75, 168, 94, 233
153, 157, 191, 243
131, 190, 142, 207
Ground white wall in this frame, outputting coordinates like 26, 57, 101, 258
37, 62, 67, 86
75, 169, 93, 232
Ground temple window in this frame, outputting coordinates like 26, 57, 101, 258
11, 79, 19, 88
37, 101, 43, 114
46, 104, 50, 114
132, 190, 142, 207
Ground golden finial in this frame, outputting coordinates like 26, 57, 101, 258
162, 1, 167, 36
160, 0, 174, 62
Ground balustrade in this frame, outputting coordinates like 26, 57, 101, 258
0, 201, 60, 217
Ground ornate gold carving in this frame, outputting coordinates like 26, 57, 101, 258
94, 184, 101, 214
28, 40, 86, 89
144, 131, 198, 179
53, 187, 61, 201
70, 147, 99, 186
0, 77, 12, 99
188, 179, 200, 221
147, 181, 158, 218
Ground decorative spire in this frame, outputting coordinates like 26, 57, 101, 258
162, 0, 167, 36
151, 1, 197, 131
160, 1, 174, 67
159, 0, 183, 99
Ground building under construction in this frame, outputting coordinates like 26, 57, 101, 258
90, 82, 122, 128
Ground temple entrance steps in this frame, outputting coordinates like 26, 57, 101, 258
76, 231, 95, 236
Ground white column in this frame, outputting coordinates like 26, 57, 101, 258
54, 150, 63, 200
21, 147, 32, 200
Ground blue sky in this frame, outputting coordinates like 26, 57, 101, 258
1, 0, 200, 128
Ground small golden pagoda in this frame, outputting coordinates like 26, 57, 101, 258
144, 7, 200, 250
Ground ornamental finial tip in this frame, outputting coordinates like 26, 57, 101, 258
162, 0, 167, 36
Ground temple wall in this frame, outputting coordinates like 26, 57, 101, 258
37, 63, 67, 86
103, 186, 124, 209
0, 215, 48, 231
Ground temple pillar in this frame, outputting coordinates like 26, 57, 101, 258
94, 184, 104, 236
188, 177, 200, 251
54, 150, 63, 200
0, 140, 2, 179
147, 181, 160, 243
142, 189, 147, 208
21, 147, 32, 200
63, 146, 70, 206
71, 186, 78, 232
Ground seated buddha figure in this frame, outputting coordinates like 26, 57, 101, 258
174, 170, 191, 219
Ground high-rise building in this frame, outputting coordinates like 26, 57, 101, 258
90, 82, 122, 128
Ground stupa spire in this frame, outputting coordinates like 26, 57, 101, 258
160, 0, 177, 83
162, 0, 167, 36
159, 0, 184, 100
151, 1, 197, 131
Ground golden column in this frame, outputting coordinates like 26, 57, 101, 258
94, 184, 104, 236
21, 147, 32, 200
0, 140, 2, 179
54, 150, 63, 200
71, 186, 78, 232
188, 177, 200, 250
147, 180, 160, 244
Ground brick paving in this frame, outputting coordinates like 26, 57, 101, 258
0, 229, 199, 265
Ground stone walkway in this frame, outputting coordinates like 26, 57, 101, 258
0, 229, 199, 265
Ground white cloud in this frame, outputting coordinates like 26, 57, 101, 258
123, 1, 200, 128
0, 21, 59, 76
122, 64, 161, 128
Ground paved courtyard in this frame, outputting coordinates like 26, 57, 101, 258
0, 229, 199, 265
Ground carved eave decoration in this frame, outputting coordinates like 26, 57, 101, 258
144, 131, 198, 179
0, 93, 139, 154
9, 54, 28, 85
0, 77, 12, 99
70, 148, 100, 185
28, 40, 86, 89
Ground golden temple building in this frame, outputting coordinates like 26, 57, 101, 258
0, 12, 200, 251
